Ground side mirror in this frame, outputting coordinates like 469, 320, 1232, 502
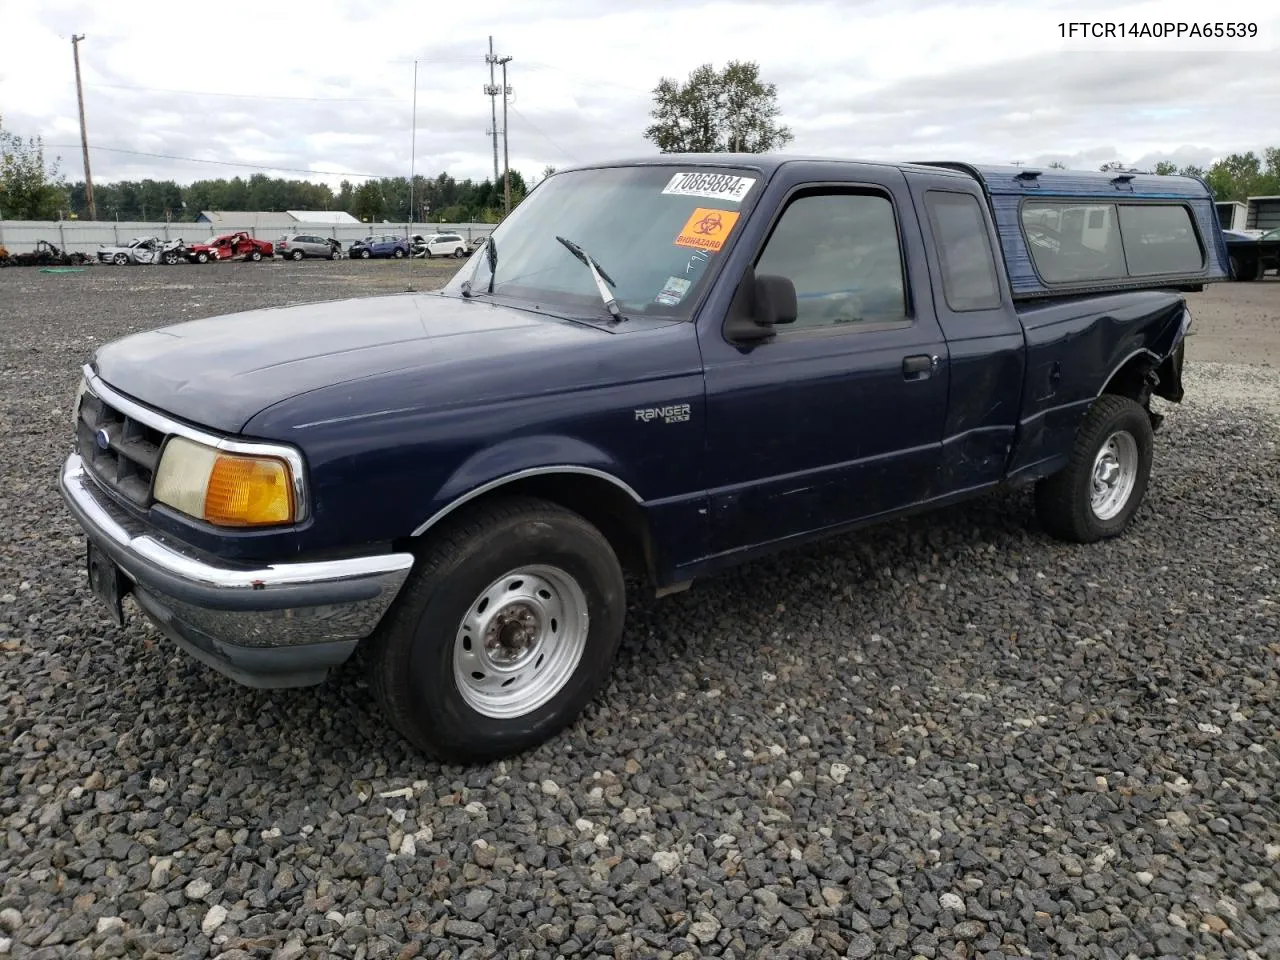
723, 270, 798, 344
754, 274, 798, 326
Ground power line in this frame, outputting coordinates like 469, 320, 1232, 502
84, 82, 403, 103
44, 144, 392, 179
508, 105, 579, 162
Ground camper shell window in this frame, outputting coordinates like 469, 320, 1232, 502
1019, 200, 1204, 286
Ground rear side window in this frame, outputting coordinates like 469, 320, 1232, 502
1020, 200, 1204, 284
1117, 204, 1204, 275
924, 191, 1002, 311
1021, 202, 1127, 284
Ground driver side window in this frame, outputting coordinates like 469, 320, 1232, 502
754, 192, 908, 331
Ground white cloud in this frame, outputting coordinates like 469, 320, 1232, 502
0, 0, 1276, 189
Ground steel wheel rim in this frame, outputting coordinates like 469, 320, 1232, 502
1090, 430, 1138, 520
453, 564, 589, 719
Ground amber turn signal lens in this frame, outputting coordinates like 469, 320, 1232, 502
203, 454, 294, 526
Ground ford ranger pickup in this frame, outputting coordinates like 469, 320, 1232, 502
59, 156, 1229, 763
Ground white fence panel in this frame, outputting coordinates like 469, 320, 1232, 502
0, 220, 494, 255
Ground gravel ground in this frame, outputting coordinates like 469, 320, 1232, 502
1, 263, 1277, 960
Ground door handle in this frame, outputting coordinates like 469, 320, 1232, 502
902, 354, 938, 380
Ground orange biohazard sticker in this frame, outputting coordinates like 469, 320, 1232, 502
674, 207, 740, 252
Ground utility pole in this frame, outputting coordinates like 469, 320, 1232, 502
484, 37, 502, 184
71, 34, 96, 221
498, 56, 512, 215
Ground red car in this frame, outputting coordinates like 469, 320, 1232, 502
186, 231, 274, 263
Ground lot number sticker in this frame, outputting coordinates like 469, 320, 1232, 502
661, 171, 756, 203
674, 208, 741, 253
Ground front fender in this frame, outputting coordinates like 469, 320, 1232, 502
411, 434, 643, 537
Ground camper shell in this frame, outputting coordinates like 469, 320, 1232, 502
920, 162, 1230, 300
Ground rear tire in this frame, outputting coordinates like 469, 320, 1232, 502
291, 249, 304, 261
454, 247, 466, 258
367, 496, 626, 764
1034, 394, 1154, 543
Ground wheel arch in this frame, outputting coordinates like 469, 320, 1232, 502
410, 465, 655, 584
1098, 347, 1161, 401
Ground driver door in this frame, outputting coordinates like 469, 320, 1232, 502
699, 166, 951, 556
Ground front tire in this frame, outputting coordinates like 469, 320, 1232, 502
1034, 394, 1154, 543
250, 250, 263, 262
367, 496, 626, 764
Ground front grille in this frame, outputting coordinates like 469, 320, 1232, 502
76, 389, 166, 508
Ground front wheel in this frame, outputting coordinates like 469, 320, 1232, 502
1034, 394, 1154, 543
250, 250, 263, 262
360, 249, 371, 259
367, 496, 626, 764
393, 247, 405, 259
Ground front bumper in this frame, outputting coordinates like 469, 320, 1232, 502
59, 453, 415, 688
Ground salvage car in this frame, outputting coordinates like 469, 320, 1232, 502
97, 236, 186, 266
1223, 227, 1280, 280
277, 234, 341, 260
185, 231, 274, 263
350, 234, 410, 259
7, 239, 90, 267
59, 156, 1225, 763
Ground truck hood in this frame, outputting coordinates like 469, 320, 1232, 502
91, 292, 616, 434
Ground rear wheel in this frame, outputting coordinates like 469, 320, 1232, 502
1034, 394, 1154, 543
112, 253, 128, 265
291, 249, 304, 261
454, 247, 466, 258
367, 496, 626, 763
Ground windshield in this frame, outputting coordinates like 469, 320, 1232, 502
448, 164, 762, 318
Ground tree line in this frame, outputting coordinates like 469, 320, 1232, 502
59, 169, 549, 224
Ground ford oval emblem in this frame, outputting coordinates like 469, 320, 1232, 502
95, 428, 111, 452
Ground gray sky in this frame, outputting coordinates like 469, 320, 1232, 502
1, 0, 1276, 189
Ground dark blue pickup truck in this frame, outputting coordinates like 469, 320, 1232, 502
60, 155, 1228, 762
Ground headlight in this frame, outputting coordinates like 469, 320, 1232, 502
154, 435, 298, 526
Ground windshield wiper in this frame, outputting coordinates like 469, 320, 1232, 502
555, 236, 624, 322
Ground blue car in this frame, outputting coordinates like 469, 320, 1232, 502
349, 234, 410, 259
59, 156, 1226, 763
